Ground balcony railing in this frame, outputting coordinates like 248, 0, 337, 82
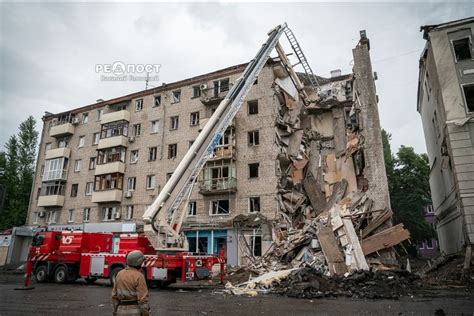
199, 177, 237, 195
40, 183, 66, 196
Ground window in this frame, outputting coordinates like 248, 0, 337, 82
426, 239, 434, 249
83, 208, 90, 222
102, 207, 118, 221
166, 172, 173, 182
170, 116, 179, 130
154, 95, 161, 107
82, 113, 89, 124
249, 197, 260, 213
45, 142, 52, 152
85, 182, 93, 195
248, 131, 259, 146
74, 160, 81, 172
452, 37, 472, 62
192, 86, 201, 98
249, 163, 259, 178
68, 209, 75, 223
214, 78, 229, 96
43, 157, 68, 181
130, 150, 139, 163
89, 157, 97, 170
78, 136, 85, 148
146, 175, 156, 189
250, 235, 262, 257
93, 132, 100, 145
58, 137, 69, 148
426, 204, 434, 214
462, 84, 474, 112
248, 100, 259, 115
96, 109, 103, 121
190, 112, 200, 126
135, 99, 144, 112
46, 211, 57, 224
211, 199, 230, 215
189, 140, 195, 149
187, 201, 197, 216
40, 181, 66, 196
133, 124, 141, 137
32, 212, 39, 224
127, 177, 136, 191
126, 205, 134, 220
150, 120, 159, 134
148, 147, 157, 161
101, 120, 128, 139
97, 146, 126, 164
94, 173, 124, 191
172, 90, 181, 103
71, 184, 78, 197
168, 144, 177, 159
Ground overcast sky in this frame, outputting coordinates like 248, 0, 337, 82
0, 1, 473, 155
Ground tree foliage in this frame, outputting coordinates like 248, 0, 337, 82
0, 116, 38, 229
382, 129, 433, 242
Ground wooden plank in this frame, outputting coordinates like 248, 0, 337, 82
361, 223, 411, 255
342, 217, 369, 270
361, 209, 393, 238
302, 172, 327, 215
316, 225, 347, 276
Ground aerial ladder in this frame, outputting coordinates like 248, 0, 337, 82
142, 23, 319, 252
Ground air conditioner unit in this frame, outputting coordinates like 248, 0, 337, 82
125, 191, 133, 198
200, 84, 208, 91
72, 117, 80, 125
114, 210, 121, 220
38, 211, 46, 218
128, 136, 135, 143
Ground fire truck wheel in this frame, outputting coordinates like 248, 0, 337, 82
109, 267, 123, 286
35, 266, 48, 283
54, 266, 68, 284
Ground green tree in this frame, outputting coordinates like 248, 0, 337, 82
0, 116, 38, 229
382, 130, 433, 242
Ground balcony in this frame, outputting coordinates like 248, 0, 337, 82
200, 89, 228, 106
91, 189, 122, 203
50, 122, 75, 138
42, 169, 68, 182
209, 145, 236, 161
101, 110, 130, 124
199, 177, 237, 195
95, 161, 125, 176
98, 135, 128, 149
38, 195, 65, 207
45, 147, 71, 160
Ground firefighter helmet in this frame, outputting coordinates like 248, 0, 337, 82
126, 250, 145, 267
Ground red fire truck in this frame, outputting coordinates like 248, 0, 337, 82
29, 230, 225, 287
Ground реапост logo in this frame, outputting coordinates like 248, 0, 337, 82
95, 61, 161, 82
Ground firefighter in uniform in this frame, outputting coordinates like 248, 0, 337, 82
112, 250, 151, 316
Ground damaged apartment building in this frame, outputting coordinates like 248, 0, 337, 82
26, 30, 401, 267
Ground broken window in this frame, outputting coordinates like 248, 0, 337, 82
190, 112, 200, 126
132, 124, 141, 137
168, 144, 177, 159
135, 99, 143, 112
250, 235, 262, 257
89, 157, 96, 170
192, 86, 201, 98
170, 116, 179, 130
187, 201, 197, 216
101, 120, 129, 139
150, 120, 159, 134
148, 146, 157, 161
248, 130, 260, 146
248, 100, 259, 115
211, 199, 230, 215
130, 150, 139, 163
154, 95, 161, 107
172, 90, 181, 103
213, 78, 229, 96
127, 177, 136, 191
249, 163, 259, 178
70, 184, 78, 197
462, 84, 474, 112
452, 37, 472, 62
249, 197, 260, 213
146, 175, 156, 189
94, 173, 123, 191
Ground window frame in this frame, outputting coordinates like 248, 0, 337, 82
135, 99, 144, 112
146, 174, 156, 190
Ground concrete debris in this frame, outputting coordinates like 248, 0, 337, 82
225, 49, 411, 297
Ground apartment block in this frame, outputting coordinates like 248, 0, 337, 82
418, 17, 474, 254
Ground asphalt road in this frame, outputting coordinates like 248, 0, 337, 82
0, 274, 473, 315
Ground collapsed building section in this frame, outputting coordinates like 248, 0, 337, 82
232, 31, 409, 282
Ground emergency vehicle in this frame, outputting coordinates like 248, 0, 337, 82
29, 230, 225, 287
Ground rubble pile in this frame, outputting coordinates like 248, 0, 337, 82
226, 62, 413, 297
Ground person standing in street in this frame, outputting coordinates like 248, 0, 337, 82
112, 250, 151, 316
